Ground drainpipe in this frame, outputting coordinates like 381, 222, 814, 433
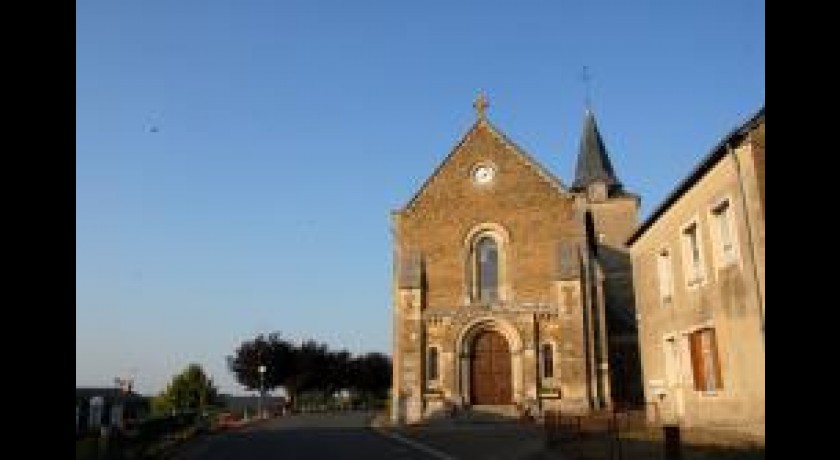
579, 243, 596, 410
727, 142, 764, 348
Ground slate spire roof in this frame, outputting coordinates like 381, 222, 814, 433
571, 109, 622, 192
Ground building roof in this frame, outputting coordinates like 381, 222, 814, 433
571, 109, 622, 192
626, 106, 765, 246
76, 387, 147, 402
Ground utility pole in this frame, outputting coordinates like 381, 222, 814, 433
258, 365, 266, 418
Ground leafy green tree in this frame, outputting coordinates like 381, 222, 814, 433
152, 363, 220, 415
227, 332, 293, 392
285, 339, 329, 398
228, 332, 392, 410
324, 349, 352, 396
349, 352, 391, 399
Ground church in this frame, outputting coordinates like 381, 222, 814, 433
391, 95, 643, 424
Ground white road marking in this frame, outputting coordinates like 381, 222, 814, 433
372, 428, 458, 460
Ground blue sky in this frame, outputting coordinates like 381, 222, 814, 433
76, 1, 764, 395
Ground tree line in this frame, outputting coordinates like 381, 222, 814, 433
226, 332, 391, 408
151, 363, 220, 415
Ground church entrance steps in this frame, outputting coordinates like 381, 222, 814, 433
421, 404, 522, 426
468, 404, 519, 419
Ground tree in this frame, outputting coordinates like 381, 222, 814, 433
349, 352, 392, 399
227, 332, 294, 391
228, 332, 393, 410
282, 339, 333, 407
152, 363, 220, 415
324, 349, 352, 396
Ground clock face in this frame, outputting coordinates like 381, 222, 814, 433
472, 164, 496, 185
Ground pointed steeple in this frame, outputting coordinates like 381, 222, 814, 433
571, 109, 622, 193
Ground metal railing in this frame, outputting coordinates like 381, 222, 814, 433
544, 403, 683, 460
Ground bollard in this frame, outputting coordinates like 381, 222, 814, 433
98, 425, 110, 460
663, 425, 682, 460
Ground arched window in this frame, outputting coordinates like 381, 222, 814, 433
427, 346, 439, 383
464, 223, 509, 305
475, 236, 499, 303
541, 343, 555, 379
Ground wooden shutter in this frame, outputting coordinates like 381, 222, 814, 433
708, 330, 723, 390
689, 332, 705, 390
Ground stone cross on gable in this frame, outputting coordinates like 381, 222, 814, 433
474, 93, 489, 120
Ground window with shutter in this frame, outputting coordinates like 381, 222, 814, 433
689, 332, 705, 390
711, 199, 739, 268
689, 328, 723, 392
681, 219, 706, 287
705, 329, 723, 391
657, 248, 673, 306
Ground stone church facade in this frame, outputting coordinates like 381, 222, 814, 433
391, 96, 643, 424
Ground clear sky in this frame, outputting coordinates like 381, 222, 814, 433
76, 0, 764, 396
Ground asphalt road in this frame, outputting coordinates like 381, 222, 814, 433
173, 411, 446, 460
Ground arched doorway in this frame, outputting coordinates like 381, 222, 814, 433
470, 330, 512, 404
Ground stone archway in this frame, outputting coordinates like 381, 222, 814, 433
470, 330, 512, 404
455, 317, 523, 407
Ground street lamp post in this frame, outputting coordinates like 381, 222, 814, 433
258, 365, 266, 419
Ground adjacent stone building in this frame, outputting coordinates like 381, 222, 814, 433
391, 96, 643, 424
626, 107, 764, 437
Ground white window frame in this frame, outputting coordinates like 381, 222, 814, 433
656, 247, 674, 307
708, 197, 741, 271
680, 217, 707, 288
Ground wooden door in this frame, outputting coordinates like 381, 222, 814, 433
470, 330, 512, 404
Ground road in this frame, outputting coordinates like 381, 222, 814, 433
173, 411, 447, 460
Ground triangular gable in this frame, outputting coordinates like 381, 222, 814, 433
401, 119, 570, 211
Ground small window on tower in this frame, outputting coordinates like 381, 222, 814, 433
588, 182, 607, 202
